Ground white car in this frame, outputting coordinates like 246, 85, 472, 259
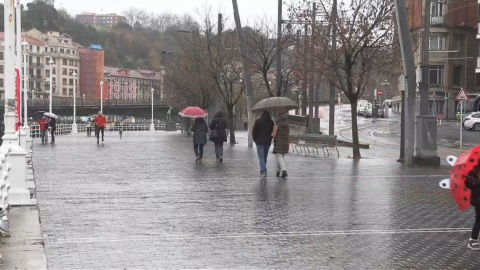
463, 112, 480, 131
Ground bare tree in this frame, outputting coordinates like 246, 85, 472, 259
290, 0, 395, 158
177, 10, 245, 144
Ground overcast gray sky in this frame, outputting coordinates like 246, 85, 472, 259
31, 0, 289, 27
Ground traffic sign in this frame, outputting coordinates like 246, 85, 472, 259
456, 88, 469, 101
377, 90, 384, 96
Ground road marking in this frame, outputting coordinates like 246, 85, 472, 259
49, 228, 471, 244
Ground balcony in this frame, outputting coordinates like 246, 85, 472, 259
430, 16, 445, 25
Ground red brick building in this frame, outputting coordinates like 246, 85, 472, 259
76, 13, 126, 28
79, 46, 105, 100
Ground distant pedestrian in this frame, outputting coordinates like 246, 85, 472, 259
191, 117, 208, 162
49, 117, 56, 144
466, 162, 480, 250
272, 113, 290, 178
95, 111, 107, 144
252, 111, 274, 178
38, 116, 49, 144
86, 118, 92, 137
244, 121, 248, 131
209, 111, 228, 162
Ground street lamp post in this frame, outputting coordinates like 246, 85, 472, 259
150, 88, 155, 131
99, 80, 104, 113
82, 93, 85, 107
72, 71, 78, 133
22, 41, 31, 150
48, 59, 54, 113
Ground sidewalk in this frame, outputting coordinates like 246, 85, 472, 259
3, 130, 480, 269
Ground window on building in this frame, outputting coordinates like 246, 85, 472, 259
69, 79, 74, 85
63, 59, 67, 65
29, 45, 32, 51
46, 70, 50, 78
50, 48, 53, 53
36, 57, 40, 64
431, 2, 444, 17
429, 34, 445, 50
0, 79, 3, 87
52, 67, 56, 75
453, 35, 461, 51
53, 77, 56, 84
67, 49, 70, 54
62, 68, 67, 75
62, 78, 67, 85
0, 52, 3, 60
36, 69, 41, 78
29, 68, 33, 78
37, 46, 40, 51
453, 66, 462, 86
69, 89, 73, 95
36, 82, 40, 90
0, 65, 3, 74
46, 57, 50, 63
63, 88, 67, 95
45, 47, 48, 52
429, 65, 444, 85
60, 49, 65, 54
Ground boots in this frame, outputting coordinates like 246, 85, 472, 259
280, 171, 288, 178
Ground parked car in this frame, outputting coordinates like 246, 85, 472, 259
463, 112, 480, 131
357, 106, 366, 115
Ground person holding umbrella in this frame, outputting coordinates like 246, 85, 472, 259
272, 113, 290, 178
465, 160, 480, 250
49, 115, 57, 144
252, 111, 274, 178
191, 118, 208, 162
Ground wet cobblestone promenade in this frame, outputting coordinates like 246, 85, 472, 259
32, 131, 480, 269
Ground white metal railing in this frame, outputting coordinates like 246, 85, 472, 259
0, 147, 12, 235
28, 123, 182, 137
430, 16, 445, 25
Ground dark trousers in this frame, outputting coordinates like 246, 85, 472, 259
50, 128, 55, 142
40, 130, 48, 143
97, 127, 105, 142
472, 204, 480, 239
214, 142, 224, 160
194, 144, 204, 157
87, 127, 92, 136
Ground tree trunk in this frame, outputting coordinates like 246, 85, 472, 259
227, 105, 236, 144
349, 99, 361, 159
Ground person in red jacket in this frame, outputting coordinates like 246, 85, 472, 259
37, 116, 49, 144
95, 111, 107, 144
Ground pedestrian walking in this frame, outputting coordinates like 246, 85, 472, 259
86, 118, 92, 137
191, 117, 208, 162
95, 111, 107, 144
37, 116, 49, 144
49, 116, 56, 144
466, 162, 480, 250
244, 121, 248, 131
272, 113, 290, 178
209, 111, 228, 162
252, 111, 274, 178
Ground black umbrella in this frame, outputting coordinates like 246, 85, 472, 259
31, 111, 45, 121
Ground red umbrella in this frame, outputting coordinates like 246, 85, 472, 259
178, 106, 208, 119
450, 145, 480, 211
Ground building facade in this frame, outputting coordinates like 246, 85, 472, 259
76, 13, 126, 28
104, 67, 164, 102
79, 46, 105, 100
24, 29, 82, 100
406, 0, 478, 119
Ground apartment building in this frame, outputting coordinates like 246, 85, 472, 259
406, 0, 478, 119
76, 13, 126, 28
104, 67, 164, 102
24, 29, 82, 100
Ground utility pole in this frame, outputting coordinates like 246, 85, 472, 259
420, 0, 430, 115
275, 0, 282, 97
328, 0, 337, 136
301, 24, 308, 116
394, 0, 417, 166
232, 0, 254, 147
308, 3, 316, 129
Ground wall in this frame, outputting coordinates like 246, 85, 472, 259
79, 49, 104, 99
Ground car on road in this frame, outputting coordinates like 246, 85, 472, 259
463, 112, 480, 131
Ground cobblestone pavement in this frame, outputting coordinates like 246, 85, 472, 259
32, 131, 480, 269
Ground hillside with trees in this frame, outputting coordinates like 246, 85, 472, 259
0, 1, 194, 71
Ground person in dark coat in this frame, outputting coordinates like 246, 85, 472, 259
191, 117, 208, 162
272, 113, 290, 178
49, 117, 57, 144
252, 111, 274, 178
209, 111, 228, 162
466, 163, 480, 250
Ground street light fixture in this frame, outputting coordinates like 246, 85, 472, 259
71, 71, 78, 133
48, 59, 54, 113
99, 80, 104, 113
150, 87, 155, 131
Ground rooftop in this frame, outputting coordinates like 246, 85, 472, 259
0, 32, 44, 46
